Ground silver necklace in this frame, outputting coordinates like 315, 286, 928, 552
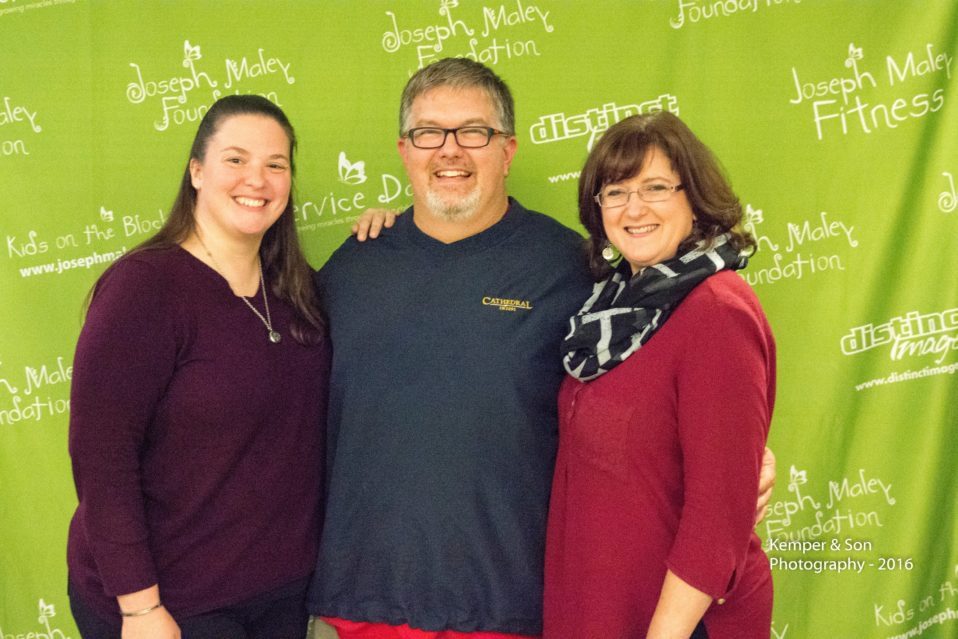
238, 266, 282, 344
195, 235, 282, 344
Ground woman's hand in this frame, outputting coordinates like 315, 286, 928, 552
754, 446, 776, 525
645, 570, 711, 639
352, 208, 400, 241
121, 607, 181, 639
118, 586, 180, 639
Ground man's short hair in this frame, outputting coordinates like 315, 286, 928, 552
399, 58, 515, 136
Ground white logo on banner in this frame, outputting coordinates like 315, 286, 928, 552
763, 462, 911, 602
0, 598, 74, 638
0, 95, 42, 157
763, 464, 895, 546
125, 40, 295, 132
338, 152, 368, 185
669, 0, 802, 29
294, 153, 414, 234
5, 205, 169, 280
840, 307, 958, 365
0, 0, 76, 18
529, 96, 680, 151
742, 204, 859, 285
381, 0, 555, 71
939, 172, 957, 213
770, 622, 789, 639
789, 42, 952, 140
873, 563, 958, 635
0, 355, 72, 426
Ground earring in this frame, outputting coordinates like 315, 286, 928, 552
601, 242, 617, 262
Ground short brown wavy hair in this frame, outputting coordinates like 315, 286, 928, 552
578, 111, 755, 278
399, 58, 515, 136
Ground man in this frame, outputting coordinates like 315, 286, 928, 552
308, 58, 772, 639
308, 57, 591, 639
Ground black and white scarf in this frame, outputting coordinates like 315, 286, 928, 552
562, 234, 749, 381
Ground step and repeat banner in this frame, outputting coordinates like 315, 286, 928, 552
1, 1, 956, 637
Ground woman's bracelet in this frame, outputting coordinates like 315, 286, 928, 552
120, 602, 164, 617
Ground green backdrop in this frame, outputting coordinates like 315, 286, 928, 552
2, 1, 956, 637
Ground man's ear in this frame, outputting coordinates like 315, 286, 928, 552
502, 135, 518, 177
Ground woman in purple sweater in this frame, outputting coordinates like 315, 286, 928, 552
67, 95, 328, 638
545, 112, 775, 639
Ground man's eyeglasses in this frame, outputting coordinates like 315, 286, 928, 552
405, 126, 508, 149
594, 183, 685, 208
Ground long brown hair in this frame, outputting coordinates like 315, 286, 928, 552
578, 111, 755, 278
94, 94, 324, 343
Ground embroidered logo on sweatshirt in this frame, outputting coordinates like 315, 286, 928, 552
482, 296, 533, 312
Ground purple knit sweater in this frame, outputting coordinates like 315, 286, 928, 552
67, 246, 328, 622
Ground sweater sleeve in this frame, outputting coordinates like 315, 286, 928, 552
68, 256, 180, 598
665, 280, 775, 600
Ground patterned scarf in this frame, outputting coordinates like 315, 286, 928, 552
562, 234, 749, 381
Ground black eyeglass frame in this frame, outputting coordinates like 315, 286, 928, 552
404, 126, 509, 149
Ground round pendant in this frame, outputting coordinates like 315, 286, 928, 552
269, 330, 282, 344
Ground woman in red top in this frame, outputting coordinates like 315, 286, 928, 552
545, 112, 775, 639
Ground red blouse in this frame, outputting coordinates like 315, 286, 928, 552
543, 271, 775, 639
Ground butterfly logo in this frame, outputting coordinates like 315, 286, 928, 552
183, 40, 202, 68
844, 43, 863, 68
100, 206, 114, 222
38, 599, 56, 624
745, 203, 764, 227
787, 465, 808, 492
338, 151, 367, 185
